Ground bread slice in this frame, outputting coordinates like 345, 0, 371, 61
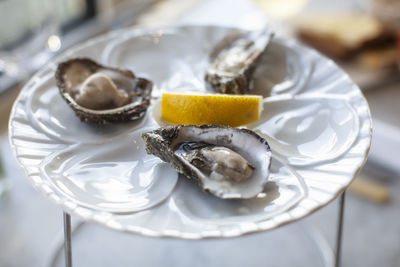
296, 14, 395, 59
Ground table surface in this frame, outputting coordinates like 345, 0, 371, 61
1, 0, 400, 266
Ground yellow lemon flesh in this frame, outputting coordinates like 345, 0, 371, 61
161, 93, 263, 127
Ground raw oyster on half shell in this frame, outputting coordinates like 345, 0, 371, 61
205, 29, 273, 94
55, 58, 152, 124
141, 125, 271, 199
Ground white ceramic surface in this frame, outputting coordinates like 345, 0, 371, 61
9, 25, 371, 239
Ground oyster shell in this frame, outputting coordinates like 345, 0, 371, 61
55, 58, 152, 124
205, 29, 273, 94
141, 125, 271, 199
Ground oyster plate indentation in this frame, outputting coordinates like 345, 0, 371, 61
252, 39, 313, 97
26, 73, 148, 144
170, 156, 307, 224
40, 130, 178, 213
102, 29, 208, 97
9, 25, 371, 239
249, 94, 360, 166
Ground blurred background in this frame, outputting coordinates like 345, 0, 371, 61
1, 0, 400, 266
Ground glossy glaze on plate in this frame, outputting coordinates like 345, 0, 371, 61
8, 25, 371, 239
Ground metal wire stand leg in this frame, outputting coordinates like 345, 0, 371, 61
334, 191, 346, 267
63, 212, 73, 267
58, 194, 346, 267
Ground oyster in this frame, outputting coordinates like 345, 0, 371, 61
55, 58, 152, 124
141, 125, 271, 199
205, 29, 273, 94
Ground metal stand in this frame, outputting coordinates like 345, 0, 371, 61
334, 191, 346, 267
60, 192, 347, 267
63, 212, 72, 267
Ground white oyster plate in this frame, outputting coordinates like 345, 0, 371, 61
9, 25, 371, 239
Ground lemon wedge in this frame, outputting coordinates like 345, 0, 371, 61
161, 93, 263, 127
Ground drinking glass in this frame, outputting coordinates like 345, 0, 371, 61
0, 0, 61, 92
0, 0, 61, 196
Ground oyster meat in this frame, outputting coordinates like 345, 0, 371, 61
55, 58, 153, 124
205, 29, 273, 94
141, 125, 271, 199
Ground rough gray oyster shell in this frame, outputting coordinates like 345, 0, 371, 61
141, 125, 271, 199
205, 29, 273, 94
55, 58, 152, 124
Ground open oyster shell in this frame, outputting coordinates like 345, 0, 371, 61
55, 58, 152, 124
205, 29, 273, 94
141, 125, 271, 199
